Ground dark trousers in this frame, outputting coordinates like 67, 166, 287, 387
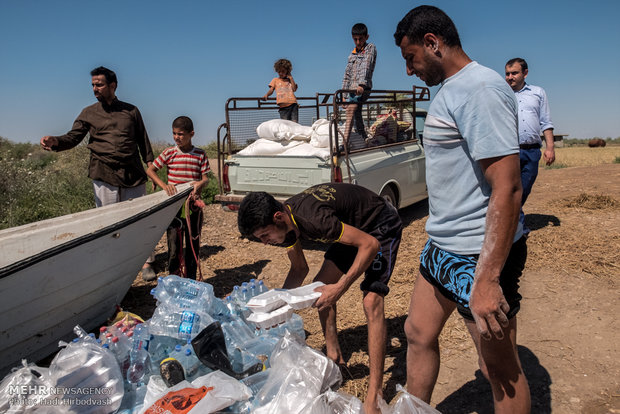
278, 103, 299, 122
167, 208, 202, 280
519, 148, 541, 233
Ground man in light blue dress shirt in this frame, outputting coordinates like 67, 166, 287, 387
505, 58, 555, 236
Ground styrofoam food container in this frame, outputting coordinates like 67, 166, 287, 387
286, 282, 324, 310
247, 305, 294, 328
246, 289, 287, 313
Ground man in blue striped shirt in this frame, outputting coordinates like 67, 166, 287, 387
505, 58, 555, 237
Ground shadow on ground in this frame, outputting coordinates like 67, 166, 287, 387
399, 198, 429, 227
434, 345, 551, 413
525, 213, 560, 232
206, 259, 271, 297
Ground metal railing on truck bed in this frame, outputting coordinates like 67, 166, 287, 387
215, 87, 430, 196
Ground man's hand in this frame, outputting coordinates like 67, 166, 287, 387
163, 183, 177, 196
40, 136, 58, 151
355, 85, 364, 95
543, 147, 555, 166
469, 277, 510, 341
313, 282, 345, 312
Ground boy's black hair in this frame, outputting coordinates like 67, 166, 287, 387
172, 116, 194, 133
90, 66, 117, 85
274, 59, 293, 75
394, 5, 462, 48
506, 57, 528, 72
351, 23, 368, 36
238, 192, 283, 237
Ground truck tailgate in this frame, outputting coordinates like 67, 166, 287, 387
224, 155, 332, 197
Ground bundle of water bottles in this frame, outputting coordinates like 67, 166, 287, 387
0, 275, 441, 414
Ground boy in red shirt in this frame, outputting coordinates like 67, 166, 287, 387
147, 116, 209, 280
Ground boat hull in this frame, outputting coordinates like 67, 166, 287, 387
0, 184, 193, 376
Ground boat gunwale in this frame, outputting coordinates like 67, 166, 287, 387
0, 186, 192, 279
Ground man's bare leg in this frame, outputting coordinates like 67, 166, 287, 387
464, 317, 531, 413
362, 291, 386, 414
314, 260, 346, 365
404, 274, 456, 403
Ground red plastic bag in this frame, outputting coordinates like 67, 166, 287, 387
145, 386, 214, 414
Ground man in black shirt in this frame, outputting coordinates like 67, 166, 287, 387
238, 183, 402, 414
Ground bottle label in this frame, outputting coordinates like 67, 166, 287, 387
180, 311, 196, 323
178, 321, 194, 335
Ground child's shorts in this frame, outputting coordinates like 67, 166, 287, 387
419, 237, 527, 320
324, 203, 402, 296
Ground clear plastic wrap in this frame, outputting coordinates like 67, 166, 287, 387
378, 384, 441, 414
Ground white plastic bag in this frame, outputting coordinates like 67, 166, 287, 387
0, 360, 54, 414
256, 119, 313, 141
252, 333, 342, 414
139, 370, 251, 414
378, 384, 441, 414
279, 143, 331, 159
48, 326, 124, 414
310, 119, 331, 148
299, 390, 364, 414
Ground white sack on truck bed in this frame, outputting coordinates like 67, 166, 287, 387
238, 138, 303, 156
256, 119, 313, 141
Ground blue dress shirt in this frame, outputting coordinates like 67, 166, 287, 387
514, 83, 554, 145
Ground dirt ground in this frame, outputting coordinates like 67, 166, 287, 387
123, 163, 620, 413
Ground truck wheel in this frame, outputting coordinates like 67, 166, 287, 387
380, 186, 397, 208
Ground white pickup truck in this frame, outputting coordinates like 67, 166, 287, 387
214, 88, 429, 210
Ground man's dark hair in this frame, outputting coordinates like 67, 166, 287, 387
172, 116, 194, 133
238, 192, 283, 237
394, 5, 462, 48
90, 66, 117, 85
506, 57, 528, 72
351, 23, 368, 36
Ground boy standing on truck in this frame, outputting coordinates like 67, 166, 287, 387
146, 116, 210, 280
262, 58, 299, 122
238, 183, 402, 414
342, 23, 377, 149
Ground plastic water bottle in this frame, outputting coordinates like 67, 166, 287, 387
225, 296, 240, 317
231, 285, 241, 301
149, 309, 213, 341
241, 369, 270, 396
127, 324, 151, 385
179, 341, 204, 380
147, 335, 184, 372
240, 288, 250, 304
249, 284, 257, 298
150, 288, 211, 315
110, 336, 131, 376
257, 280, 268, 294
210, 297, 229, 320
156, 275, 214, 301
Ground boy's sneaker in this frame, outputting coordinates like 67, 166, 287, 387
141, 264, 157, 282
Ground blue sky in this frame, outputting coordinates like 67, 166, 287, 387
1, 0, 619, 146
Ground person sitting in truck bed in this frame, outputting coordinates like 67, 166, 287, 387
237, 183, 401, 414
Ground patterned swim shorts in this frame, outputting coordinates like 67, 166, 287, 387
419, 237, 527, 320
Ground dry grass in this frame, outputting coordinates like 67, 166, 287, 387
558, 193, 618, 210
546, 146, 620, 168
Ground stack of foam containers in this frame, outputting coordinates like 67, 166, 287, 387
246, 282, 324, 330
